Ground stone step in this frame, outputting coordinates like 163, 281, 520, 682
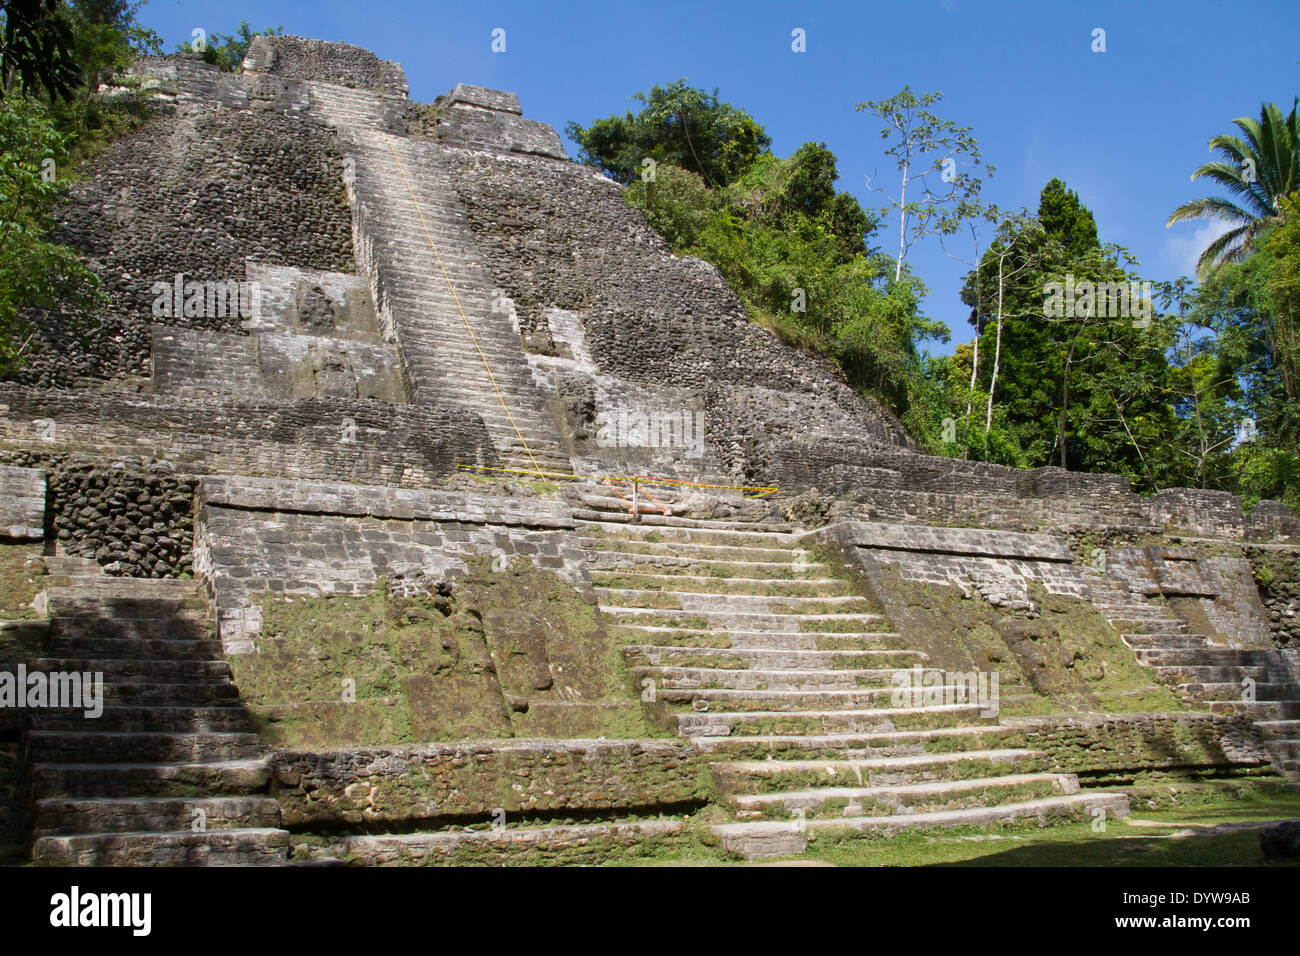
1176, 682, 1300, 701
654, 685, 982, 712
49, 615, 212, 640
607, 624, 902, 651
1152, 664, 1270, 683
676, 703, 994, 737
631, 664, 939, 692
730, 771, 1078, 818
32, 759, 271, 798
27, 731, 261, 763
1094, 602, 1180, 617
43, 636, 224, 660
1111, 622, 1193, 636
712, 792, 1130, 860
574, 486, 759, 514
690, 725, 1028, 760
34, 796, 281, 836
579, 536, 799, 562
331, 819, 686, 866
571, 509, 796, 533
1263, 739, 1300, 760
1207, 700, 1300, 719
577, 519, 796, 548
712, 749, 1046, 794
25, 658, 233, 681
95, 681, 241, 706
585, 551, 832, 580
590, 571, 851, 597
45, 587, 206, 610
595, 587, 875, 613
43, 577, 204, 599
1122, 634, 1209, 649
622, 645, 927, 671
1256, 719, 1300, 740
1137, 648, 1274, 666
33, 827, 290, 866
599, 607, 887, 632
27, 705, 251, 733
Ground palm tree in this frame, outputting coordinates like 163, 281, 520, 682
1167, 99, 1300, 277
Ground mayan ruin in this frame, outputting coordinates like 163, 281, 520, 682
0, 7, 1297, 925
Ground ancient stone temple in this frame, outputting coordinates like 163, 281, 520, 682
0, 36, 1295, 865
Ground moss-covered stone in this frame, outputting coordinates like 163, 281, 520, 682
0, 544, 45, 620
230, 556, 660, 747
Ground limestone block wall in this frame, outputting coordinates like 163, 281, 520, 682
0, 467, 45, 541
151, 327, 404, 403
0, 454, 195, 577
431, 101, 567, 159
194, 476, 589, 651
21, 97, 354, 386
268, 739, 707, 828
243, 262, 385, 341
1249, 547, 1300, 648
1011, 713, 1272, 779
242, 35, 408, 96
814, 520, 1092, 608
0, 387, 488, 490
1101, 545, 1272, 647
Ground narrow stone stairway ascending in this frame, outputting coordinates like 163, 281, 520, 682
344, 128, 573, 477
26, 557, 288, 865
577, 485, 1129, 859
1088, 572, 1300, 779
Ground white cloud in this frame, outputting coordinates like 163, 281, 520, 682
1163, 219, 1235, 280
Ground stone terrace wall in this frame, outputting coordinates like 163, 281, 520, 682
427, 85, 566, 159
269, 739, 706, 828
0, 453, 194, 577
1012, 713, 1272, 780
816, 520, 1092, 609
195, 476, 587, 650
21, 101, 354, 385
0, 387, 491, 490
243, 35, 408, 96
0, 467, 45, 541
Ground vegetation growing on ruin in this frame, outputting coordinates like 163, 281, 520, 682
866, 565, 1184, 715
0, 2, 285, 374
571, 80, 1300, 508
0, 542, 45, 618
230, 557, 663, 748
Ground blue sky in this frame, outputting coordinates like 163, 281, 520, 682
137, 0, 1300, 355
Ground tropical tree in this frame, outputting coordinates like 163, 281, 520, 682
0, 93, 103, 372
1167, 99, 1300, 277
567, 80, 771, 187
0, 0, 79, 99
857, 86, 992, 281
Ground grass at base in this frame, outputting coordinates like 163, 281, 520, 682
616, 787, 1300, 867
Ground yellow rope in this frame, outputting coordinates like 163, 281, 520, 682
383, 133, 543, 475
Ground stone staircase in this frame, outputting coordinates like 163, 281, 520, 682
345, 128, 572, 477
25, 557, 288, 865
579, 486, 1129, 859
1087, 572, 1300, 779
